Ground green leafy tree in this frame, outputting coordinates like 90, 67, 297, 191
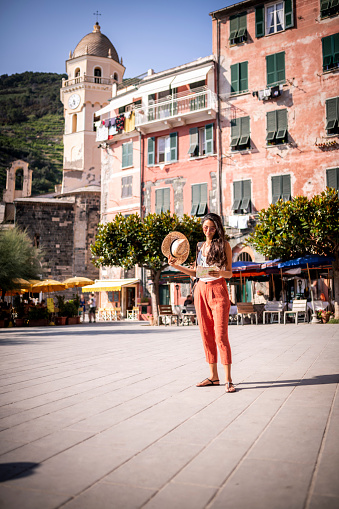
0, 227, 43, 298
248, 188, 339, 317
91, 212, 204, 318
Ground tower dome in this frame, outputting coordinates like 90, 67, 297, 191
72, 23, 119, 61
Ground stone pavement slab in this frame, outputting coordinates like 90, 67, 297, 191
0, 322, 338, 509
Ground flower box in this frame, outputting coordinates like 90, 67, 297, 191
66, 317, 78, 325
55, 316, 67, 325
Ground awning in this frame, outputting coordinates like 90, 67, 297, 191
95, 91, 137, 116
171, 65, 213, 88
138, 75, 175, 94
82, 278, 139, 292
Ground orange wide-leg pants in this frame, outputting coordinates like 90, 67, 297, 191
194, 278, 232, 365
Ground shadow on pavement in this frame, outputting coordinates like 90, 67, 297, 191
238, 373, 339, 389
0, 462, 40, 482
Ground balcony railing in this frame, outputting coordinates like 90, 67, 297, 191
62, 75, 115, 87
135, 87, 217, 127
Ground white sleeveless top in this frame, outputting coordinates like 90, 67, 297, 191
197, 250, 223, 282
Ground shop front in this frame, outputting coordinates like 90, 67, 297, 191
82, 278, 139, 318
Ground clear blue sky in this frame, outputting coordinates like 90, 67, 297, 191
1, 0, 237, 79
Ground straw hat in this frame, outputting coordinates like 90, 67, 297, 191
161, 231, 190, 265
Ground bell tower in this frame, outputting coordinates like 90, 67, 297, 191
60, 23, 125, 193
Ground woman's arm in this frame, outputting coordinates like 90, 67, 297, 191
168, 255, 197, 277
207, 241, 233, 279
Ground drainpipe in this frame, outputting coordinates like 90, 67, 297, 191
216, 17, 223, 220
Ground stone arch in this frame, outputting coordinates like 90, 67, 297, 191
232, 243, 255, 262
2, 160, 32, 202
74, 67, 80, 77
113, 72, 118, 81
94, 67, 102, 83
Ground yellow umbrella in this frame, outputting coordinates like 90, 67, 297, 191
31, 279, 66, 293
13, 278, 32, 288
62, 276, 95, 289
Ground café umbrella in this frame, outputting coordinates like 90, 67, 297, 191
31, 279, 66, 293
63, 276, 95, 289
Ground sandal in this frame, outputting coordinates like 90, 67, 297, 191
196, 378, 220, 387
225, 382, 236, 393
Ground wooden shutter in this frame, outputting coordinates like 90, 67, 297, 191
334, 33, 339, 64
121, 176, 127, 197
126, 142, 133, 167
188, 127, 199, 155
241, 180, 251, 211
229, 15, 239, 40
276, 109, 288, 139
232, 181, 242, 210
122, 144, 128, 168
326, 98, 338, 130
272, 176, 282, 204
255, 6, 265, 38
276, 52, 285, 83
239, 61, 248, 92
198, 183, 208, 216
266, 111, 277, 141
231, 63, 239, 94
238, 12, 247, 37
231, 118, 241, 147
155, 189, 162, 214
147, 137, 155, 166
266, 54, 276, 86
240, 116, 250, 145
170, 132, 178, 161
321, 0, 330, 13
205, 124, 214, 155
322, 36, 333, 68
191, 185, 200, 215
282, 174, 291, 201
326, 168, 339, 191
284, 0, 294, 29
163, 188, 170, 212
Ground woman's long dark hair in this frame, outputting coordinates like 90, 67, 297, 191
202, 213, 228, 268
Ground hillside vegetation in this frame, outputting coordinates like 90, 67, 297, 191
0, 72, 67, 197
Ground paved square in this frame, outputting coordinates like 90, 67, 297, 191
0, 322, 338, 509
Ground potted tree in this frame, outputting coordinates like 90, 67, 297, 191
64, 299, 78, 325
28, 306, 49, 327
55, 295, 67, 325
14, 301, 27, 327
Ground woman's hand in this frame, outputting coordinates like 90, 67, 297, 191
208, 267, 220, 278
168, 255, 177, 267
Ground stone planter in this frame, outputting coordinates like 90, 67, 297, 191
55, 316, 67, 325
0, 319, 6, 328
76, 316, 81, 324
67, 317, 78, 325
28, 319, 49, 327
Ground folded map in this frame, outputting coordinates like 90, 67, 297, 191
196, 265, 218, 278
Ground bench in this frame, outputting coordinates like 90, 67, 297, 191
284, 299, 308, 324
237, 303, 258, 325
263, 301, 284, 324
158, 305, 179, 326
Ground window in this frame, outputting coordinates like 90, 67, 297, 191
266, 109, 288, 145
320, 0, 339, 19
230, 116, 250, 150
121, 176, 132, 198
255, 1, 293, 38
322, 34, 339, 72
191, 184, 208, 216
122, 142, 133, 168
238, 252, 252, 262
157, 133, 178, 163
232, 180, 252, 213
15, 168, 23, 190
266, 52, 285, 86
231, 62, 248, 94
113, 72, 118, 81
72, 113, 77, 133
94, 68, 101, 83
34, 234, 40, 248
229, 12, 247, 44
326, 97, 339, 135
147, 137, 155, 165
74, 68, 80, 83
271, 175, 291, 203
155, 188, 170, 213
326, 168, 339, 193
188, 124, 214, 157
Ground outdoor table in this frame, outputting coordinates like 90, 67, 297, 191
229, 305, 238, 324
307, 301, 329, 311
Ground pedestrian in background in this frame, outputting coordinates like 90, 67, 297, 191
88, 293, 96, 323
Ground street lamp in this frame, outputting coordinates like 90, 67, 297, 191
175, 284, 180, 304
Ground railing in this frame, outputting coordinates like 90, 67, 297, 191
62, 75, 115, 87
135, 88, 217, 126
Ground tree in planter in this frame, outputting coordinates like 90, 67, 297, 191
248, 188, 339, 318
91, 212, 203, 320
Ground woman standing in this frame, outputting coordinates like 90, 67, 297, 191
168, 213, 235, 393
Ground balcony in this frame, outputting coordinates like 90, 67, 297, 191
62, 75, 115, 88
135, 87, 217, 133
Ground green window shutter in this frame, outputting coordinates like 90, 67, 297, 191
238, 12, 247, 37
284, 0, 294, 29
276, 109, 288, 139
205, 124, 214, 155
266, 54, 276, 86
231, 63, 239, 94
321, 0, 330, 12
170, 132, 178, 161
231, 118, 241, 146
122, 144, 128, 168
276, 52, 285, 84
326, 98, 338, 130
188, 127, 199, 155
272, 176, 282, 204
163, 188, 170, 212
155, 189, 162, 214
229, 15, 239, 40
255, 6, 265, 38
232, 181, 242, 210
191, 185, 200, 215
282, 174, 291, 201
326, 168, 339, 191
147, 137, 155, 166
239, 61, 248, 92
240, 116, 250, 145
198, 183, 208, 216
322, 36, 333, 68
334, 33, 339, 64
266, 111, 277, 141
241, 180, 251, 211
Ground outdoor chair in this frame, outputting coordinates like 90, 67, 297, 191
284, 299, 308, 324
263, 301, 284, 324
111, 307, 121, 321
158, 305, 179, 326
237, 303, 258, 325
126, 306, 139, 320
